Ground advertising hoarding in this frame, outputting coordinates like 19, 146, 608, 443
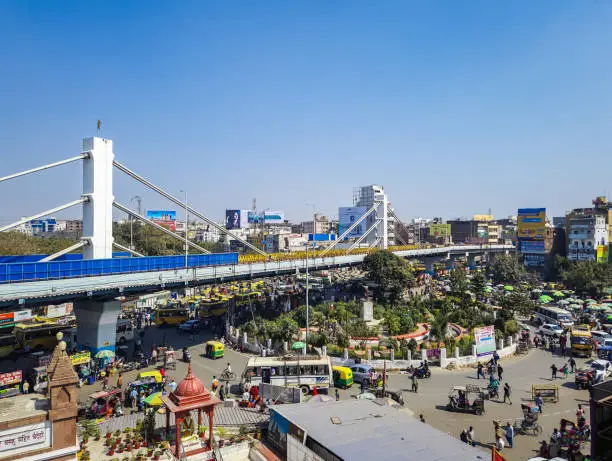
0, 313, 14, 329
146, 210, 177, 231
474, 325, 496, 357
13, 310, 32, 322
0, 370, 22, 386
429, 223, 450, 237
225, 210, 241, 230
308, 234, 337, 242
597, 245, 609, 263
519, 240, 546, 254
247, 211, 262, 224
517, 208, 546, 240
263, 211, 284, 224
338, 206, 367, 238
523, 254, 546, 267
45, 303, 73, 319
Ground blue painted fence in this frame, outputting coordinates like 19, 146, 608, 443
0, 253, 238, 283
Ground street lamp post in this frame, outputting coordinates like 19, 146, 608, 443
180, 190, 188, 268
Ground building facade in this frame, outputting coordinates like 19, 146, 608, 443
566, 205, 609, 262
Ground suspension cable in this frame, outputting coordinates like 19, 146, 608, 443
0, 154, 88, 184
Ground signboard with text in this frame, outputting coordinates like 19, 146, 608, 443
0, 371, 22, 386
146, 210, 177, 231
517, 208, 546, 240
338, 207, 367, 238
474, 325, 496, 357
0, 422, 51, 454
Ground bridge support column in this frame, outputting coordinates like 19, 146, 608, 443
82, 137, 115, 259
74, 299, 121, 354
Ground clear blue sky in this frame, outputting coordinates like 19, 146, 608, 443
1, 1, 611, 225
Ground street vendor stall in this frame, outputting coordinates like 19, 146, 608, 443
0, 370, 22, 399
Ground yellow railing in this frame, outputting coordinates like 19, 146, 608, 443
237, 244, 436, 264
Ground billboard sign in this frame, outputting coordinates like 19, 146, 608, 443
339, 207, 367, 238
0, 313, 14, 329
308, 234, 337, 242
146, 210, 177, 231
474, 325, 496, 357
597, 245, 609, 263
13, 310, 32, 322
46, 303, 73, 319
225, 210, 242, 230
0, 370, 22, 386
523, 254, 545, 267
429, 223, 450, 238
517, 208, 546, 240
519, 240, 546, 254
263, 211, 284, 224
247, 211, 262, 223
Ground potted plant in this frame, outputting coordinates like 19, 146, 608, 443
106, 431, 112, 439
108, 448, 115, 456
153, 451, 161, 460
198, 425, 207, 440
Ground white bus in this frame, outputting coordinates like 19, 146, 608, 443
62, 319, 135, 350
241, 355, 333, 395
535, 305, 574, 328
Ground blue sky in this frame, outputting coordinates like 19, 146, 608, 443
1, 1, 611, 225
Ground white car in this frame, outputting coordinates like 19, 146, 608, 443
589, 359, 611, 383
591, 330, 612, 344
538, 324, 564, 338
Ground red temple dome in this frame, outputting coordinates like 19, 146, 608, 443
174, 363, 206, 398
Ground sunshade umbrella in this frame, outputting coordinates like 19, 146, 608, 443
291, 341, 306, 350
557, 300, 569, 305
484, 286, 493, 293
95, 350, 115, 359
144, 392, 164, 407
552, 291, 565, 298
504, 286, 514, 291
539, 295, 553, 303
569, 304, 582, 309
586, 299, 596, 304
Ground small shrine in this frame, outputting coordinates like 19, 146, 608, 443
161, 363, 220, 459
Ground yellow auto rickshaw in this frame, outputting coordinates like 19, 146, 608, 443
332, 366, 353, 389
205, 341, 225, 359
138, 370, 163, 384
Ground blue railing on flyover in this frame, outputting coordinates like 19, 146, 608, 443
0, 253, 238, 284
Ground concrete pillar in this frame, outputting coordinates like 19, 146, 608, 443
454, 347, 460, 359
421, 349, 427, 362
390, 348, 395, 361
74, 299, 122, 353
472, 345, 478, 357
82, 137, 114, 259
497, 338, 504, 350
367, 348, 372, 361
507, 336, 513, 347
302, 345, 306, 355
235, 328, 239, 339
321, 345, 327, 356
440, 348, 447, 360
406, 350, 412, 362
283, 341, 288, 352
243, 332, 248, 345
343, 348, 349, 360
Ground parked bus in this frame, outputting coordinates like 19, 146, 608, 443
14, 321, 68, 351
570, 325, 593, 357
154, 307, 190, 326
534, 305, 574, 329
241, 355, 333, 395
62, 318, 135, 350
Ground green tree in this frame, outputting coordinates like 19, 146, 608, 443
470, 270, 487, 300
497, 291, 535, 317
430, 313, 449, 342
487, 254, 524, 284
362, 250, 415, 302
562, 260, 612, 297
275, 317, 299, 343
0, 231, 80, 256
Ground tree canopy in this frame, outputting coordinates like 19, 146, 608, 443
561, 260, 612, 297
0, 231, 80, 256
487, 254, 524, 284
362, 250, 415, 302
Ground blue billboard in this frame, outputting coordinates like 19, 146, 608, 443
338, 207, 366, 237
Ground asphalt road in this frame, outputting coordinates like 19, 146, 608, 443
62, 325, 598, 461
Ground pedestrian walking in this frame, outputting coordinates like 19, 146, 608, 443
22, 380, 29, 394
130, 388, 138, 411
117, 372, 123, 389
360, 379, 367, 393
569, 357, 576, 373
576, 404, 585, 423
335, 389, 340, 401
563, 363, 569, 379
551, 363, 558, 380
505, 422, 514, 448
151, 348, 158, 364
219, 386, 225, 401
411, 374, 419, 393
535, 393, 543, 413
477, 362, 485, 379
497, 364, 503, 381
503, 382, 512, 404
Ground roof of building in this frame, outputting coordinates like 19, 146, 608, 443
161, 363, 220, 413
270, 399, 487, 461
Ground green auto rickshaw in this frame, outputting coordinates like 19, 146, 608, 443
205, 341, 225, 359
333, 366, 353, 389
